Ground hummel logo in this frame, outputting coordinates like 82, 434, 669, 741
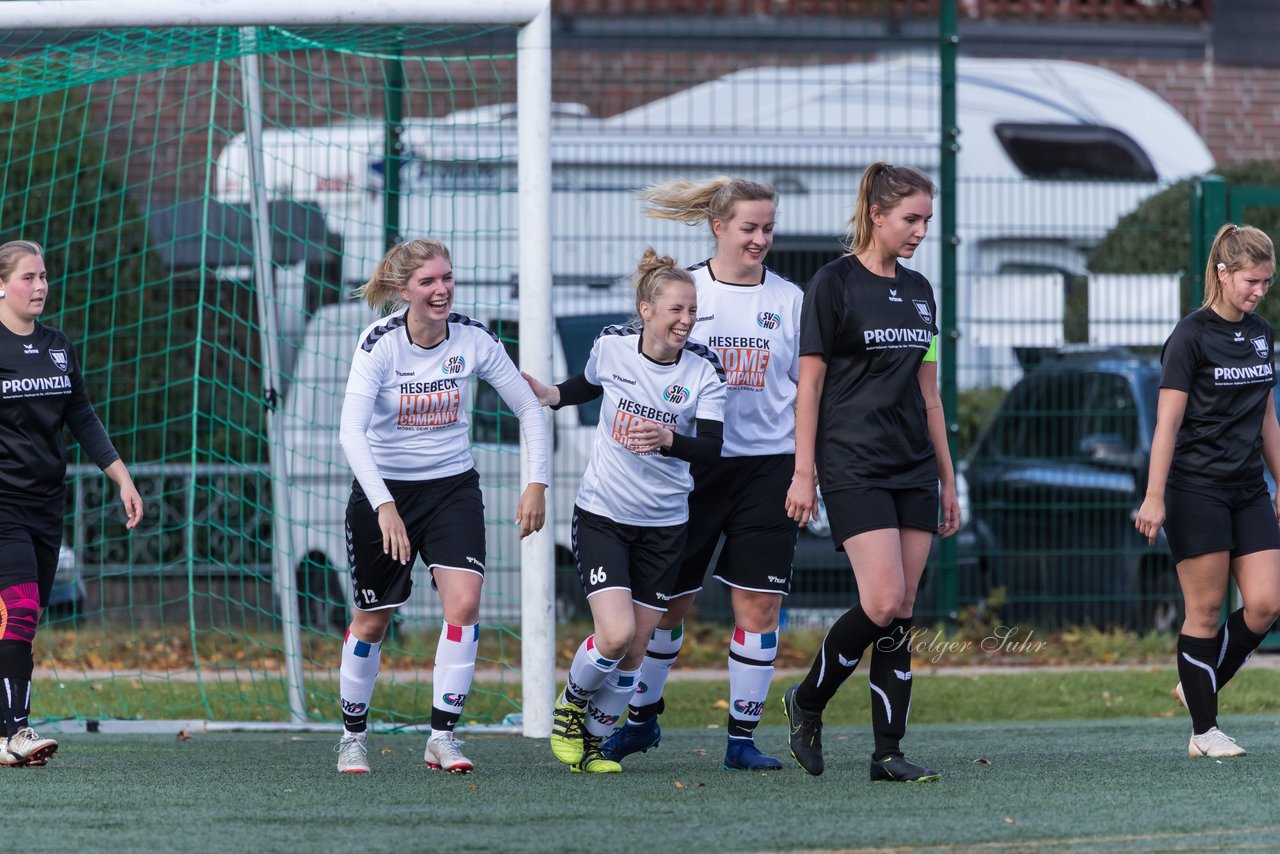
465, 555, 484, 569
611, 373, 637, 385
395, 370, 416, 376
888, 288, 902, 303
696, 314, 715, 322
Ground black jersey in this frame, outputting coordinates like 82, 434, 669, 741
1161, 307, 1275, 488
0, 320, 118, 499
799, 255, 938, 491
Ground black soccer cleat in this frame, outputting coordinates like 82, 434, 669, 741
870, 754, 940, 783
781, 684, 824, 776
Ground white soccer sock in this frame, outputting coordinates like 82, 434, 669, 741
727, 626, 778, 740
563, 635, 618, 707
339, 628, 382, 734
431, 621, 479, 734
586, 667, 639, 738
630, 624, 683, 716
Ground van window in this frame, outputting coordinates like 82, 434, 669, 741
472, 319, 521, 446
994, 123, 1157, 181
556, 313, 631, 426
471, 311, 629, 444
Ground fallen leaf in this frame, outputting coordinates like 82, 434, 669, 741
380, 746, 393, 756
692, 748, 708, 756
466, 785, 479, 792
713, 699, 730, 710
176, 729, 191, 741
1157, 711, 1175, 718
1004, 817, 1016, 825
972, 757, 990, 765
674, 780, 686, 789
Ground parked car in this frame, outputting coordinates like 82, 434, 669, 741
46, 544, 86, 621
961, 347, 1275, 631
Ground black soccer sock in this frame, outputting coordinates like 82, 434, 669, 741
870, 618, 914, 761
1215, 608, 1269, 689
0, 640, 34, 737
627, 696, 664, 725
1177, 633, 1220, 735
796, 605, 887, 713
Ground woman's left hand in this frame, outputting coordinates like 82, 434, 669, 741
627, 421, 671, 454
938, 481, 960, 538
120, 483, 144, 530
516, 483, 547, 538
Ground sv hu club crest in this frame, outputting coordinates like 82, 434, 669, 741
663, 384, 689, 404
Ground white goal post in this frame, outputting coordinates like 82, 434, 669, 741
6, 0, 556, 738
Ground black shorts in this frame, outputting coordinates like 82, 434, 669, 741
571, 505, 686, 611
345, 469, 487, 611
0, 495, 63, 607
673, 454, 798, 597
824, 485, 939, 549
1164, 481, 1280, 564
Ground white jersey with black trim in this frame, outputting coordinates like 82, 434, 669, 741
344, 309, 549, 502
688, 261, 802, 457
575, 326, 727, 527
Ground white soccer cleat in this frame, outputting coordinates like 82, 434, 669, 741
1173, 682, 1186, 708
335, 732, 371, 773
1189, 726, 1245, 759
0, 737, 23, 767
7, 727, 57, 765
424, 731, 474, 774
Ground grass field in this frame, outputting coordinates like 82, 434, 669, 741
32, 667, 1280, 728
14, 667, 1280, 851
13, 714, 1280, 853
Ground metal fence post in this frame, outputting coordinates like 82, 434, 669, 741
938, 0, 960, 619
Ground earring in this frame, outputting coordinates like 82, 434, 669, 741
0, 289, 6, 298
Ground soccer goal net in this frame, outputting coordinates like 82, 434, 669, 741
9, 3, 557, 734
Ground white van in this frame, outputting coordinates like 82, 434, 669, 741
279, 283, 634, 625
217, 55, 1213, 389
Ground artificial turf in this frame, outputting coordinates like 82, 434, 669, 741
13, 714, 1280, 852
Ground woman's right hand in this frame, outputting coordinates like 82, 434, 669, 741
1133, 496, 1165, 546
521, 371, 559, 407
785, 470, 819, 526
377, 502, 411, 565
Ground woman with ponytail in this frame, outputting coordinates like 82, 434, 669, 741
1135, 223, 1280, 759
0, 240, 143, 767
781, 162, 959, 782
602, 176, 802, 772
524, 247, 727, 774
333, 238, 549, 775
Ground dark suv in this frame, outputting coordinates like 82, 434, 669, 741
964, 348, 1187, 630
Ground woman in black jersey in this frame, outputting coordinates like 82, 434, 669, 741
780, 162, 959, 782
1135, 223, 1280, 759
0, 240, 143, 767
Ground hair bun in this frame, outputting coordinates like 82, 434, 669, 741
635, 246, 679, 278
